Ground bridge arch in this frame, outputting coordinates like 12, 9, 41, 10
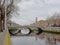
9, 29, 21, 35
9, 27, 43, 36
36, 27, 43, 35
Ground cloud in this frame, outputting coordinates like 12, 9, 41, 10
11, 0, 60, 25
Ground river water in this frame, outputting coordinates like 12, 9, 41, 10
11, 36, 60, 45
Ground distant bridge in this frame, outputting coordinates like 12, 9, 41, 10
9, 26, 43, 36
8, 26, 60, 36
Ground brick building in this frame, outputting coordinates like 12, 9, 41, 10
31, 19, 60, 27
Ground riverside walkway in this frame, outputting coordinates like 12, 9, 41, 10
0, 30, 12, 45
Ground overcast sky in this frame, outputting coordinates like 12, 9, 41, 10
11, 0, 60, 25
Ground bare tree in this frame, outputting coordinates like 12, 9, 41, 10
0, 0, 20, 31
46, 12, 60, 20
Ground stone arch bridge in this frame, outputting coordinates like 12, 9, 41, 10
8, 26, 60, 36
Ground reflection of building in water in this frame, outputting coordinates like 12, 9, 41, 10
46, 37, 57, 45
37, 32, 60, 44
37, 33, 60, 45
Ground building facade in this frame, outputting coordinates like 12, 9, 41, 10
31, 19, 60, 27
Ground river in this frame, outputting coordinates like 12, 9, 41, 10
11, 36, 60, 45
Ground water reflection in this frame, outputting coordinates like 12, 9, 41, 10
11, 36, 35, 45
46, 38, 56, 45
11, 36, 60, 45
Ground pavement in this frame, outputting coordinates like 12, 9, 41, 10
0, 32, 4, 45
0, 30, 12, 45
